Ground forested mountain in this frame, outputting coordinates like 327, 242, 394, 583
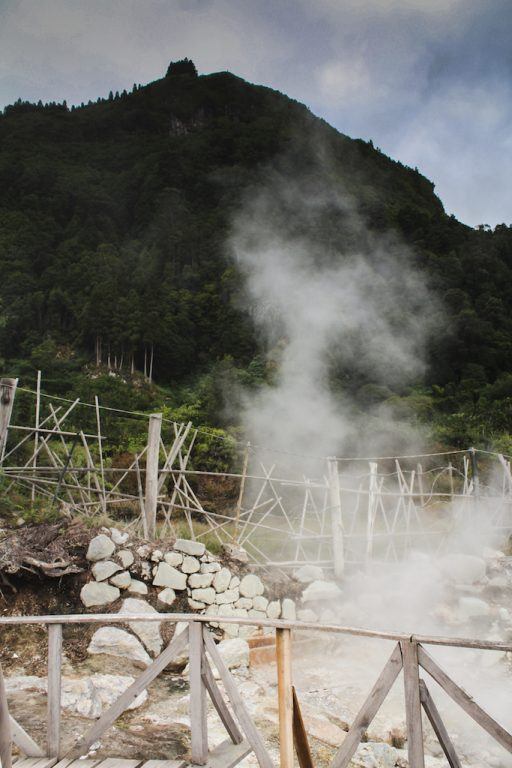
1, 59, 512, 449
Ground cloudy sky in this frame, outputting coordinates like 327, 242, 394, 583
0, 0, 510, 227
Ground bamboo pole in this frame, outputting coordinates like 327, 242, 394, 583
276, 628, 294, 768
234, 441, 250, 542
145, 413, 162, 538
328, 457, 344, 577
31, 370, 41, 504
0, 378, 17, 463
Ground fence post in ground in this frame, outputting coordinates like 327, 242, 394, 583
145, 413, 162, 539
327, 457, 344, 578
0, 378, 17, 464
276, 627, 294, 768
189, 621, 208, 765
47, 623, 62, 758
401, 640, 425, 768
0, 660, 12, 768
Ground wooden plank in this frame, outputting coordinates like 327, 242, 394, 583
64, 626, 189, 758
14, 760, 57, 768
419, 680, 462, 768
141, 761, 186, 768
95, 760, 141, 768
400, 641, 425, 768
418, 645, 512, 753
201, 739, 252, 768
201, 654, 243, 744
202, 628, 273, 768
47, 624, 62, 757
189, 622, 208, 765
0, 661, 13, 768
9, 716, 45, 758
53, 760, 103, 768
276, 628, 293, 768
330, 643, 403, 768
292, 687, 314, 768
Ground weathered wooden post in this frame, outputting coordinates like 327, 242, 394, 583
327, 457, 344, 578
189, 621, 208, 764
276, 627, 294, 768
401, 640, 425, 768
0, 660, 13, 768
234, 441, 250, 543
468, 447, 480, 499
47, 623, 62, 757
0, 378, 17, 464
145, 413, 162, 539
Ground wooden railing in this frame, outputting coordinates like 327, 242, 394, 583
1, 614, 512, 768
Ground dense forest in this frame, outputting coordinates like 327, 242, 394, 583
1, 58, 512, 452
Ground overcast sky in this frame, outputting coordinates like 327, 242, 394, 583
0, 0, 510, 227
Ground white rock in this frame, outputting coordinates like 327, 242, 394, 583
110, 571, 131, 589
153, 562, 187, 590
266, 600, 281, 619
293, 564, 325, 583
86, 534, 115, 562
439, 554, 486, 585
281, 598, 296, 620
88, 627, 151, 666
230, 575, 240, 589
200, 562, 221, 573
110, 528, 129, 545
222, 543, 249, 563
157, 588, 176, 606
191, 587, 216, 604
235, 597, 253, 610
301, 580, 342, 602
353, 742, 398, 768
137, 544, 152, 558
118, 598, 162, 656
151, 549, 163, 562
216, 638, 249, 670
215, 588, 239, 605
118, 549, 134, 569
248, 609, 266, 619
188, 573, 214, 589
297, 609, 317, 622
458, 596, 491, 620
253, 595, 269, 611
128, 579, 148, 595
213, 567, 232, 593
205, 604, 220, 626
174, 539, 206, 557
181, 555, 201, 574
188, 598, 206, 610
164, 551, 183, 567
80, 582, 120, 608
239, 574, 264, 598
92, 560, 122, 581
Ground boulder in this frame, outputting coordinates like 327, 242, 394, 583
301, 580, 342, 603
164, 551, 183, 567
191, 587, 216, 604
117, 549, 134, 569
266, 600, 281, 619
157, 588, 176, 607
216, 638, 249, 669
128, 579, 148, 595
110, 571, 131, 589
352, 742, 398, 768
215, 588, 239, 605
80, 582, 120, 608
239, 574, 264, 598
181, 555, 201, 574
88, 627, 151, 666
200, 562, 221, 574
235, 597, 253, 610
213, 567, 232, 593
222, 543, 249, 563
92, 560, 122, 581
110, 528, 129, 546
86, 534, 115, 562
293, 564, 325, 583
118, 598, 162, 656
281, 598, 296, 620
253, 595, 269, 611
188, 598, 206, 610
248, 609, 266, 619
174, 539, 206, 557
153, 562, 187, 590
188, 573, 214, 589
439, 554, 486, 585
62, 674, 147, 718
230, 575, 240, 589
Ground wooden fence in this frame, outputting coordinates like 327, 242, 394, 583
1, 613, 512, 768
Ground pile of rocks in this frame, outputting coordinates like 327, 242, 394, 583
80, 529, 297, 639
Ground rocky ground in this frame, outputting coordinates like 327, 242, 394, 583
2, 525, 512, 767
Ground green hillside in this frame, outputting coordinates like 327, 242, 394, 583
1, 59, 512, 450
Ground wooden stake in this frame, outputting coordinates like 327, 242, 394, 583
292, 687, 314, 768
94, 396, 106, 514
145, 413, 162, 539
234, 442, 250, 542
47, 623, 62, 758
327, 457, 344, 578
401, 640, 425, 768
0, 661, 12, 768
419, 679, 461, 768
31, 370, 41, 504
0, 378, 17, 463
189, 622, 208, 764
276, 628, 294, 768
